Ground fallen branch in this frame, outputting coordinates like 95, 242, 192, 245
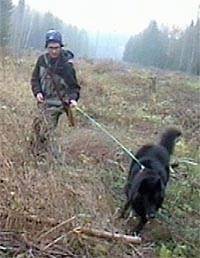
73, 227, 142, 244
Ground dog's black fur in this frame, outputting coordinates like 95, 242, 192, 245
120, 128, 181, 234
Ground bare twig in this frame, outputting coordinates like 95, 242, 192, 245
0, 210, 59, 226
130, 244, 143, 257
42, 234, 66, 251
38, 215, 76, 241
179, 159, 198, 166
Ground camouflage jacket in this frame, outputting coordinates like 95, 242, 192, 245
31, 51, 80, 106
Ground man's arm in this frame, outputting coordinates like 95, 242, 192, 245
31, 58, 42, 97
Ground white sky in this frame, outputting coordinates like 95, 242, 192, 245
13, 0, 199, 34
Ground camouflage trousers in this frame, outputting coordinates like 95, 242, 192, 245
30, 102, 65, 159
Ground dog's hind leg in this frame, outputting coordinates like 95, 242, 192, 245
119, 200, 131, 219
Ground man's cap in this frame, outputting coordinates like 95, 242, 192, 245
45, 29, 64, 48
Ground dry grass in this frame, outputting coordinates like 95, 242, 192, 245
0, 57, 199, 257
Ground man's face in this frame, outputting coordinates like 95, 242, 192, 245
47, 42, 61, 58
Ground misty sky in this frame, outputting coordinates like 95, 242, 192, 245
13, 0, 199, 34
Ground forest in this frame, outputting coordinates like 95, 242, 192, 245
0, 0, 199, 74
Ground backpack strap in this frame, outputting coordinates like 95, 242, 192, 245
43, 54, 75, 126
43, 53, 51, 69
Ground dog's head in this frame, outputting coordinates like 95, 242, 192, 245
136, 174, 165, 219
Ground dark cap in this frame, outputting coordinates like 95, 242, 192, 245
45, 29, 64, 48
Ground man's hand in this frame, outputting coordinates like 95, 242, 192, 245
69, 99, 77, 108
36, 92, 44, 103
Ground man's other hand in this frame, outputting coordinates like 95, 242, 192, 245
69, 99, 77, 108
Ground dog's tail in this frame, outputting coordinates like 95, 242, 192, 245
159, 128, 182, 155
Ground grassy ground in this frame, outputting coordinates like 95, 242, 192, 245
0, 57, 199, 257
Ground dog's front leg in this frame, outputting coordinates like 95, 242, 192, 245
132, 216, 147, 235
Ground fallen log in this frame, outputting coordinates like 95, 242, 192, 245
73, 227, 142, 244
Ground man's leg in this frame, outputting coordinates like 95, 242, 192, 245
30, 103, 63, 158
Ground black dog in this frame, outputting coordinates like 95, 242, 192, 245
120, 128, 181, 234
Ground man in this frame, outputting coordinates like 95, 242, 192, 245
30, 29, 81, 158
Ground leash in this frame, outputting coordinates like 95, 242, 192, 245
75, 106, 145, 170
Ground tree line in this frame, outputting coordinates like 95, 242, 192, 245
123, 17, 200, 75
0, 0, 90, 57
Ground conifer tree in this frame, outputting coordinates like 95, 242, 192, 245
0, 0, 13, 49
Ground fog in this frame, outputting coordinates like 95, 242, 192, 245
12, 0, 198, 35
